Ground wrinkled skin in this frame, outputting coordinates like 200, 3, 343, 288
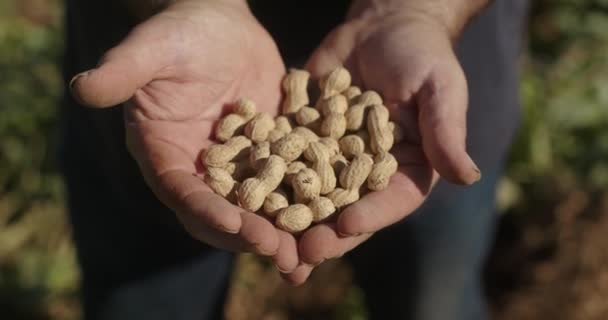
71, 0, 482, 284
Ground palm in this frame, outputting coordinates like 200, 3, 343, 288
291, 14, 478, 277
72, 1, 298, 270
124, 2, 285, 184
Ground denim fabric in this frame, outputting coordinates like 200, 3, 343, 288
348, 166, 503, 320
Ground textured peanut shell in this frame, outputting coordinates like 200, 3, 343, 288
339, 134, 365, 159
284, 161, 307, 185
245, 113, 275, 143
367, 105, 394, 154
368, 151, 398, 191
303, 142, 337, 195
291, 126, 319, 145
204, 136, 252, 168
330, 154, 349, 177
263, 190, 289, 217
339, 153, 374, 190
215, 99, 257, 142
223, 159, 255, 181
345, 91, 383, 131
271, 133, 308, 162
276, 204, 314, 233
238, 155, 286, 212
295, 106, 321, 128
328, 188, 360, 208
319, 67, 351, 99
308, 197, 336, 222
292, 168, 321, 203
318, 137, 340, 157
249, 141, 270, 170
343, 86, 362, 100
282, 69, 310, 114
204, 167, 236, 198
268, 116, 293, 143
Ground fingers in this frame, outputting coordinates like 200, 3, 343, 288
337, 166, 436, 236
299, 223, 373, 265
305, 23, 359, 79
280, 263, 315, 286
272, 231, 300, 273
418, 66, 481, 185
238, 211, 280, 255
70, 21, 170, 108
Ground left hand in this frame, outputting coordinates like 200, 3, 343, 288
282, 0, 482, 285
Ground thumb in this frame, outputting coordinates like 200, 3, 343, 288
418, 65, 481, 185
69, 23, 168, 108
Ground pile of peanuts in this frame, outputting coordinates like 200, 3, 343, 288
202, 67, 403, 233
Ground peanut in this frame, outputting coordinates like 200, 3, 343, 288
343, 86, 362, 101
249, 141, 270, 170
303, 142, 336, 195
204, 136, 252, 168
284, 161, 307, 185
292, 126, 319, 145
223, 159, 255, 181
339, 134, 365, 159
244, 112, 275, 143
276, 204, 313, 233
318, 137, 340, 158
330, 154, 349, 177
238, 155, 287, 212
319, 94, 348, 139
270, 132, 308, 162
319, 66, 351, 99
263, 189, 289, 217
282, 69, 310, 114
339, 153, 374, 190
308, 197, 336, 222
215, 98, 257, 142
204, 167, 236, 198
345, 90, 383, 131
267, 116, 293, 143
368, 151, 398, 191
328, 188, 359, 208
367, 105, 394, 154
292, 168, 321, 203
329, 153, 373, 207
295, 106, 321, 130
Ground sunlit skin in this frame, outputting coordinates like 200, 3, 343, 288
71, 0, 488, 284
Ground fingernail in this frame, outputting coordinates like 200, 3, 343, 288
472, 165, 482, 183
275, 264, 292, 274
69, 70, 92, 91
338, 231, 361, 237
216, 224, 240, 234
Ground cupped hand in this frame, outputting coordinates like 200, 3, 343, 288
284, 2, 482, 284
70, 0, 298, 272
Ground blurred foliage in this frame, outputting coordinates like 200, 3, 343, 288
498, 0, 608, 212
0, 0, 80, 319
0, 0, 606, 319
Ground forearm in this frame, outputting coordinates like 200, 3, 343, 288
348, 0, 491, 40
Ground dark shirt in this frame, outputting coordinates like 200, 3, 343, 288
60, 0, 527, 290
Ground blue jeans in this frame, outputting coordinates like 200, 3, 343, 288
347, 166, 502, 320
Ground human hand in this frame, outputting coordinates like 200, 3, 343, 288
284, 0, 484, 284
70, 0, 299, 272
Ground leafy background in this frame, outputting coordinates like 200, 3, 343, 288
0, 0, 606, 319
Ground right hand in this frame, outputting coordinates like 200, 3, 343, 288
70, 0, 299, 273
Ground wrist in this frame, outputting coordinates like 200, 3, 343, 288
126, 0, 248, 20
346, 0, 490, 41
